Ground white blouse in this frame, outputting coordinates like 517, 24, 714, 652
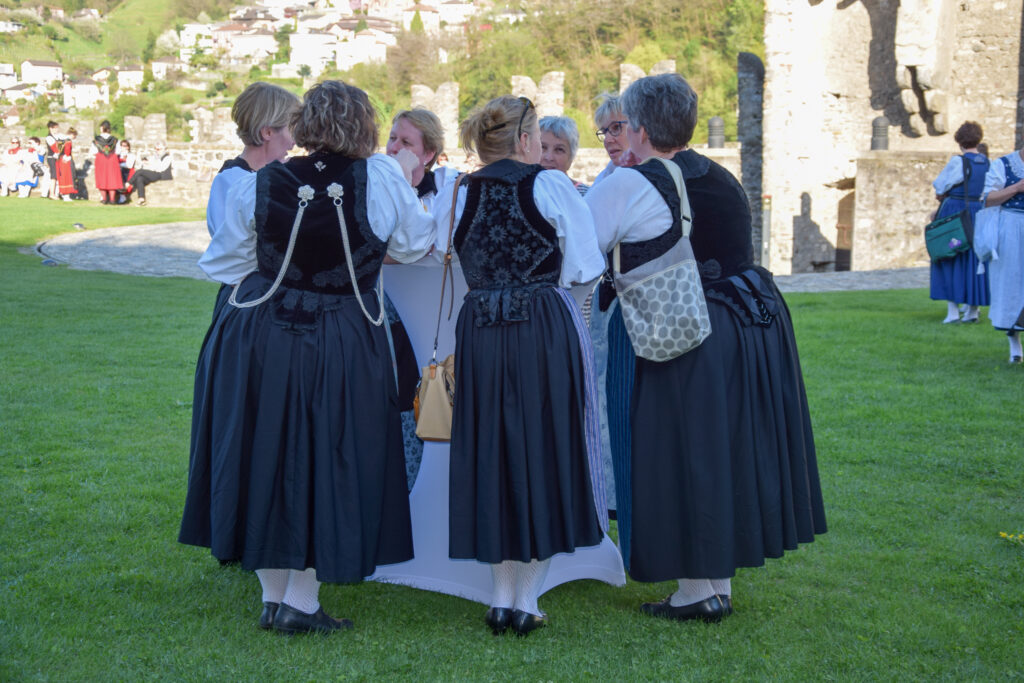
430, 167, 605, 288
199, 153, 436, 285
584, 166, 673, 253
205, 165, 252, 238
933, 155, 966, 194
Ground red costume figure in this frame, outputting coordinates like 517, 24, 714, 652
94, 120, 123, 204
55, 132, 77, 199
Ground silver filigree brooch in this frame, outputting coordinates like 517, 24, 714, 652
297, 185, 315, 201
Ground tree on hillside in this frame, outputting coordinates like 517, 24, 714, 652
410, 10, 424, 34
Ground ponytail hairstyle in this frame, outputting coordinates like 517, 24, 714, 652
459, 95, 536, 165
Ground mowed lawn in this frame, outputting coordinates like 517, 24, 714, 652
1, 198, 1022, 681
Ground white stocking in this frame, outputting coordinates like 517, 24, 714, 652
670, 578, 715, 607
282, 568, 321, 615
490, 561, 516, 609
513, 559, 551, 616
255, 568, 289, 604
709, 578, 732, 597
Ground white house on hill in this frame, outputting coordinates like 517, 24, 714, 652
117, 65, 145, 93
20, 59, 62, 86
151, 56, 190, 80
63, 78, 108, 110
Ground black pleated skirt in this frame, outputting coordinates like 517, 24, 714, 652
629, 272, 826, 582
179, 273, 414, 583
448, 286, 602, 563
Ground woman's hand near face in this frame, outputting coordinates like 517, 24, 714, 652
394, 148, 418, 185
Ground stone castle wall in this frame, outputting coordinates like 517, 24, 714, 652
762, 0, 1023, 274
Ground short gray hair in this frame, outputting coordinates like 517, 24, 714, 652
593, 92, 622, 126
538, 115, 579, 163
620, 74, 698, 151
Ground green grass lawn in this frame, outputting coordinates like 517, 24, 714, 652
1, 198, 1022, 680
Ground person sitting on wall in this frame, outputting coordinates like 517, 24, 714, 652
132, 142, 173, 206
0, 137, 21, 196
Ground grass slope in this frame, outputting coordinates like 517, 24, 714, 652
0, 198, 1022, 680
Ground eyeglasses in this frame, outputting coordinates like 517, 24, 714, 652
596, 120, 628, 141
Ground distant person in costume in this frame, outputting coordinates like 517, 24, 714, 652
132, 142, 173, 205
93, 120, 123, 205
930, 121, 990, 323
973, 143, 1024, 362
44, 121, 61, 200
55, 128, 77, 201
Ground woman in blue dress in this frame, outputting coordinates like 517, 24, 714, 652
437, 95, 606, 636
974, 144, 1024, 362
930, 121, 991, 323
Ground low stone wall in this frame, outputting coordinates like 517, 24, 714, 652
61, 141, 743, 209
852, 150, 953, 270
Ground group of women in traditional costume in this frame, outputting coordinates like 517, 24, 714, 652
179, 75, 826, 636
931, 120, 1024, 363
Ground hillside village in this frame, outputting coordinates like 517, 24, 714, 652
0, 0, 512, 122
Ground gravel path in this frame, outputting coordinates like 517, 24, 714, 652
33, 221, 930, 293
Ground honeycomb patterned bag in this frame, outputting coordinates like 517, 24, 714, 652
612, 156, 711, 362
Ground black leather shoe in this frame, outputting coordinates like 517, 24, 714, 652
485, 606, 513, 635
640, 595, 725, 623
717, 595, 734, 616
511, 610, 548, 636
259, 601, 279, 629
272, 603, 353, 634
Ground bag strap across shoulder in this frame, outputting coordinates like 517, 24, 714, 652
429, 173, 466, 363
613, 155, 694, 275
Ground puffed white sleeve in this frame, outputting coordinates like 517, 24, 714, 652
198, 172, 258, 285
533, 169, 605, 287
365, 153, 436, 263
932, 155, 963, 194
983, 157, 1008, 198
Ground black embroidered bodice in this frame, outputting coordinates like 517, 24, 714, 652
94, 134, 117, 156
453, 160, 562, 325
254, 154, 385, 296
454, 160, 561, 288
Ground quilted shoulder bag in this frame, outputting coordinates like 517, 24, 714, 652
612, 156, 711, 362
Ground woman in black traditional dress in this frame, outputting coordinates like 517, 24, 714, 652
436, 95, 606, 636
586, 74, 826, 623
179, 81, 435, 634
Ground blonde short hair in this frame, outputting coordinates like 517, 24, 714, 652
392, 108, 445, 169
459, 95, 537, 165
291, 81, 378, 158
232, 82, 301, 148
